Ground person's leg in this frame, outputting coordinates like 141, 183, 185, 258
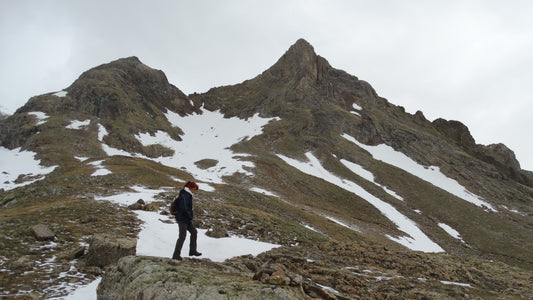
172, 222, 188, 260
187, 223, 201, 256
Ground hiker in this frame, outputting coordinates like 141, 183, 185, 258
172, 181, 202, 260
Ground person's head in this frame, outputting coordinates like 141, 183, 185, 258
184, 181, 199, 193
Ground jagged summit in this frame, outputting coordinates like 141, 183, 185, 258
196, 39, 375, 121
266, 38, 332, 84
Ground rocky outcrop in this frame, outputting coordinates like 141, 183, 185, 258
97, 255, 303, 300
66, 56, 196, 120
479, 143, 521, 171
97, 242, 533, 299
432, 118, 532, 184
86, 234, 136, 268
432, 118, 476, 150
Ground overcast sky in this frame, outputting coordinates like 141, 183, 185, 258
1, 0, 532, 171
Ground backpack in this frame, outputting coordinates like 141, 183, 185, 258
170, 196, 179, 215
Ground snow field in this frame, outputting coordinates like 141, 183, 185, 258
160, 109, 279, 183
135, 209, 280, 262
61, 185, 280, 299
342, 134, 496, 212
94, 109, 278, 184
54, 278, 100, 300
94, 185, 280, 261
278, 152, 444, 253
0, 147, 57, 191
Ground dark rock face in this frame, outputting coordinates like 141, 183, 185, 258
480, 143, 521, 171
66, 57, 195, 119
432, 118, 530, 185
433, 118, 476, 150
0, 112, 39, 149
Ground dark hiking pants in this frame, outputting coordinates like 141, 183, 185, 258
172, 221, 198, 259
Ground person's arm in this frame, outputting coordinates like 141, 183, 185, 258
185, 196, 193, 223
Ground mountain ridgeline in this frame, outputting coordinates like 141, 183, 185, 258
1, 39, 532, 299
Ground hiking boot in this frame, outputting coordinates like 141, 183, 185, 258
173, 255, 183, 261
189, 251, 202, 257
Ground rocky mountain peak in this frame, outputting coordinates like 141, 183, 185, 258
64, 56, 193, 120
266, 38, 331, 84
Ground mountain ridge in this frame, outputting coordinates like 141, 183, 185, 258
0, 39, 532, 298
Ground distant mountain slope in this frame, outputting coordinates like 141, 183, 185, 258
191, 38, 533, 266
0, 39, 532, 298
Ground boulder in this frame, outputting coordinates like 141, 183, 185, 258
29, 224, 55, 241
86, 234, 136, 268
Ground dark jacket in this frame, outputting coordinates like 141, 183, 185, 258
175, 188, 193, 224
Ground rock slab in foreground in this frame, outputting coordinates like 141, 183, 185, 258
97, 255, 302, 300
86, 234, 136, 268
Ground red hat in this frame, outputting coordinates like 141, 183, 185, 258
184, 181, 199, 190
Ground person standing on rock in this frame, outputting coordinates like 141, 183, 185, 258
172, 181, 202, 260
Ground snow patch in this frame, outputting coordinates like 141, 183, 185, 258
323, 215, 361, 233
160, 109, 279, 183
0, 147, 57, 191
438, 222, 465, 243
53, 90, 68, 97
250, 187, 279, 197
440, 280, 473, 288
87, 160, 112, 177
351, 103, 362, 117
57, 278, 101, 300
94, 185, 169, 206
28, 111, 49, 125
278, 152, 444, 253
342, 134, 496, 212
97, 124, 135, 157
340, 159, 403, 201
97, 124, 108, 142
135, 209, 280, 262
66, 119, 90, 130
502, 205, 527, 216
